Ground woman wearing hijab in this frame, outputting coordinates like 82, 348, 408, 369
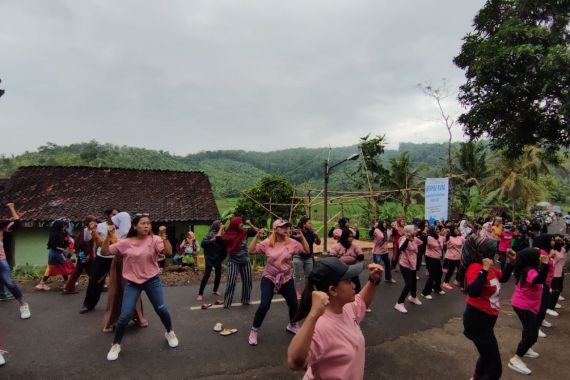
461, 235, 515, 380
222, 217, 259, 308
328, 229, 364, 292
35, 219, 75, 290
197, 220, 227, 301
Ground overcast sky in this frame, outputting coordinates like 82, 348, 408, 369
0, 0, 486, 156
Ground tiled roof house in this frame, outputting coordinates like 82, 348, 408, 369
0, 166, 219, 265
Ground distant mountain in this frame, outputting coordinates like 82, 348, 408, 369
0, 140, 456, 197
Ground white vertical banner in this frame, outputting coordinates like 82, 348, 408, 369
425, 178, 449, 224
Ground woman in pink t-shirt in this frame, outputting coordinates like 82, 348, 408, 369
328, 229, 365, 292
548, 238, 567, 312
287, 258, 383, 380
371, 220, 395, 283
442, 228, 465, 290
420, 226, 446, 299
394, 225, 423, 313
508, 248, 549, 375
247, 219, 309, 346
101, 214, 177, 361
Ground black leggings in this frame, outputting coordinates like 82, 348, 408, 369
443, 258, 460, 284
198, 259, 222, 296
422, 256, 443, 295
463, 305, 502, 380
536, 284, 550, 326
549, 276, 564, 310
398, 266, 417, 303
252, 277, 298, 329
513, 306, 539, 357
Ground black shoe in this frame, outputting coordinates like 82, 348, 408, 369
79, 306, 92, 314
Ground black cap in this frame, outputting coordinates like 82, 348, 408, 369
310, 257, 363, 286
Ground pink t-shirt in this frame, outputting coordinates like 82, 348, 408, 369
328, 242, 363, 265
554, 248, 566, 278
255, 238, 304, 284
304, 294, 367, 380
372, 229, 390, 255
425, 236, 444, 259
511, 269, 543, 314
445, 236, 464, 261
108, 235, 165, 284
399, 237, 423, 270
540, 250, 555, 286
498, 231, 514, 252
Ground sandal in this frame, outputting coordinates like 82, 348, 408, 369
220, 328, 238, 336
214, 300, 224, 305
201, 303, 213, 310
213, 322, 223, 332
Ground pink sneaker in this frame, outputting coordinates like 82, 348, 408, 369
248, 329, 258, 346
407, 296, 422, 305
442, 283, 453, 290
394, 303, 408, 313
286, 323, 299, 334
35, 283, 50, 291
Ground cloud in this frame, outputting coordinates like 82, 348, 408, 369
0, 0, 485, 155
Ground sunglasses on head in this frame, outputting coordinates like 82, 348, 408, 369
135, 213, 150, 217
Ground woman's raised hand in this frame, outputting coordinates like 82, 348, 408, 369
482, 258, 494, 270
368, 263, 384, 282
310, 291, 329, 318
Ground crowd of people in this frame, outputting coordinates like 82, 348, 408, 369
1, 202, 568, 379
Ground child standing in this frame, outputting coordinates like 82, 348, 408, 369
508, 248, 550, 375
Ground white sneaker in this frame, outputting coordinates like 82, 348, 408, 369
538, 329, 546, 338
508, 356, 532, 375
0, 350, 6, 366
407, 296, 422, 305
558, 295, 565, 301
542, 320, 552, 328
546, 309, 559, 317
165, 331, 178, 348
438, 290, 446, 295
365, 308, 372, 313
394, 303, 408, 313
106, 344, 121, 361
524, 348, 539, 359
421, 294, 433, 300
19, 303, 31, 320
555, 303, 562, 309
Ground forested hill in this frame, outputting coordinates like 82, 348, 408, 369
0, 141, 456, 197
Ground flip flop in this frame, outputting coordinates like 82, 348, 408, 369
214, 300, 224, 305
201, 303, 213, 309
213, 322, 223, 332
220, 328, 238, 336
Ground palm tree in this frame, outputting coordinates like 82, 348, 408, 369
386, 152, 424, 219
484, 146, 548, 218
454, 141, 489, 187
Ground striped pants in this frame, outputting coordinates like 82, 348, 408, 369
224, 261, 252, 308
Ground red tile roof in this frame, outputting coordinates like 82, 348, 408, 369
0, 166, 219, 223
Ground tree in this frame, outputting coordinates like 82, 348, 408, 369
235, 175, 304, 226
352, 134, 390, 222
419, 81, 457, 176
454, 141, 489, 187
386, 152, 423, 220
454, 0, 570, 156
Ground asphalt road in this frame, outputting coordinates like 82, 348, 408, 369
0, 270, 484, 379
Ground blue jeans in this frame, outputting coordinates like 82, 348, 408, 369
293, 255, 313, 291
373, 253, 392, 281
113, 275, 172, 344
0, 259, 23, 300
